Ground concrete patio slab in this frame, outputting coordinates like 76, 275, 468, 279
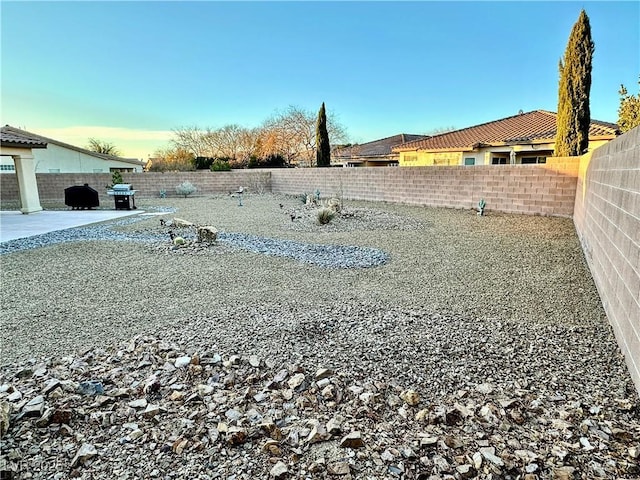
0, 209, 143, 243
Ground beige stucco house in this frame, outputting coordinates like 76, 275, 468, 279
0, 126, 145, 174
393, 110, 619, 166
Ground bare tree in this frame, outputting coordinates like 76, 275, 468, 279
87, 138, 121, 156
171, 125, 260, 166
259, 105, 348, 167
148, 146, 195, 172
423, 126, 457, 136
170, 126, 210, 158
168, 105, 348, 168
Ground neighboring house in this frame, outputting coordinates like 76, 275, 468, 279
333, 134, 429, 167
0, 125, 145, 173
393, 110, 619, 166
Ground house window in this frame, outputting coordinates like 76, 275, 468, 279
521, 156, 547, 164
464, 157, 475, 166
433, 157, 450, 166
491, 157, 507, 165
404, 155, 418, 163
111, 167, 133, 173
0, 164, 15, 171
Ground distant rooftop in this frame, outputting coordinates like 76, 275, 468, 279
335, 133, 429, 158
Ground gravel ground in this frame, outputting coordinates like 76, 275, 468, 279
0, 193, 638, 479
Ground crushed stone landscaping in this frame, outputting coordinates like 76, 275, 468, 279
1, 193, 638, 479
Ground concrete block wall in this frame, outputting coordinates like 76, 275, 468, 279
269, 157, 580, 217
1, 161, 579, 216
1, 171, 272, 206
574, 126, 640, 395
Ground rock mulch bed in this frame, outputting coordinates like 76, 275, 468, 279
1, 194, 638, 479
1, 336, 638, 479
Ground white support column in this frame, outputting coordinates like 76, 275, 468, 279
13, 154, 43, 214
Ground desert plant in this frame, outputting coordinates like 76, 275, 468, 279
477, 199, 486, 216
317, 207, 335, 225
175, 181, 197, 198
325, 197, 341, 213
247, 172, 269, 194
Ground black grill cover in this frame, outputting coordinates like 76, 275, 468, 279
65, 184, 99, 209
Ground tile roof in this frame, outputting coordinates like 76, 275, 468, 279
335, 134, 429, 158
0, 125, 145, 166
393, 110, 620, 152
1, 126, 48, 148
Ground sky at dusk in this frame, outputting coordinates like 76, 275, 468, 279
1, 1, 638, 160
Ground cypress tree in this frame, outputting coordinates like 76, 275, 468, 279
554, 9, 595, 156
316, 102, 331, 167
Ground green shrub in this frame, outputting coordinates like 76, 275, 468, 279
193, 157, 215, 170
211, 159, 232, 172
106, 170, 124, 188
248, 154, 287, 169
317, 207, 335, 225
111, 171, 123, 185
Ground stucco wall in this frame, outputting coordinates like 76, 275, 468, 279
0, 143, 143, 173
398, 139, 610, 167
574, 126, 640, 395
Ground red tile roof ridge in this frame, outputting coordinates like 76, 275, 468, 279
393, 110, 619, 152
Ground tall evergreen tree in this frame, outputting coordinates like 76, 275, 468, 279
554, 9, 595, 156
316, 102, 331, 167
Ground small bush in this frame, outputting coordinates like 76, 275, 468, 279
176, 181, 197, 198
211, 159, 232, 172
111, 171, 123, 185
248, 154, 287, 169
106, 170, 124, 189
194, 157, 215, 170
317, 207, 335, 225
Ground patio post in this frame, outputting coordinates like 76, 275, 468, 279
13, 153, 43, 214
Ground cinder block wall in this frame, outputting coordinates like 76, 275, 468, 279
269, 158, 580, 216
574, 126, 640, 395
0, 171, 271, 205
1, 160, 580, 216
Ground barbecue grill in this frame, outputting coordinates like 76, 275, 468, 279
107, 184, 137, 210
64, 184, 99, 210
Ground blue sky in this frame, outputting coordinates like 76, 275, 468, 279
1, 1, 638, 159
